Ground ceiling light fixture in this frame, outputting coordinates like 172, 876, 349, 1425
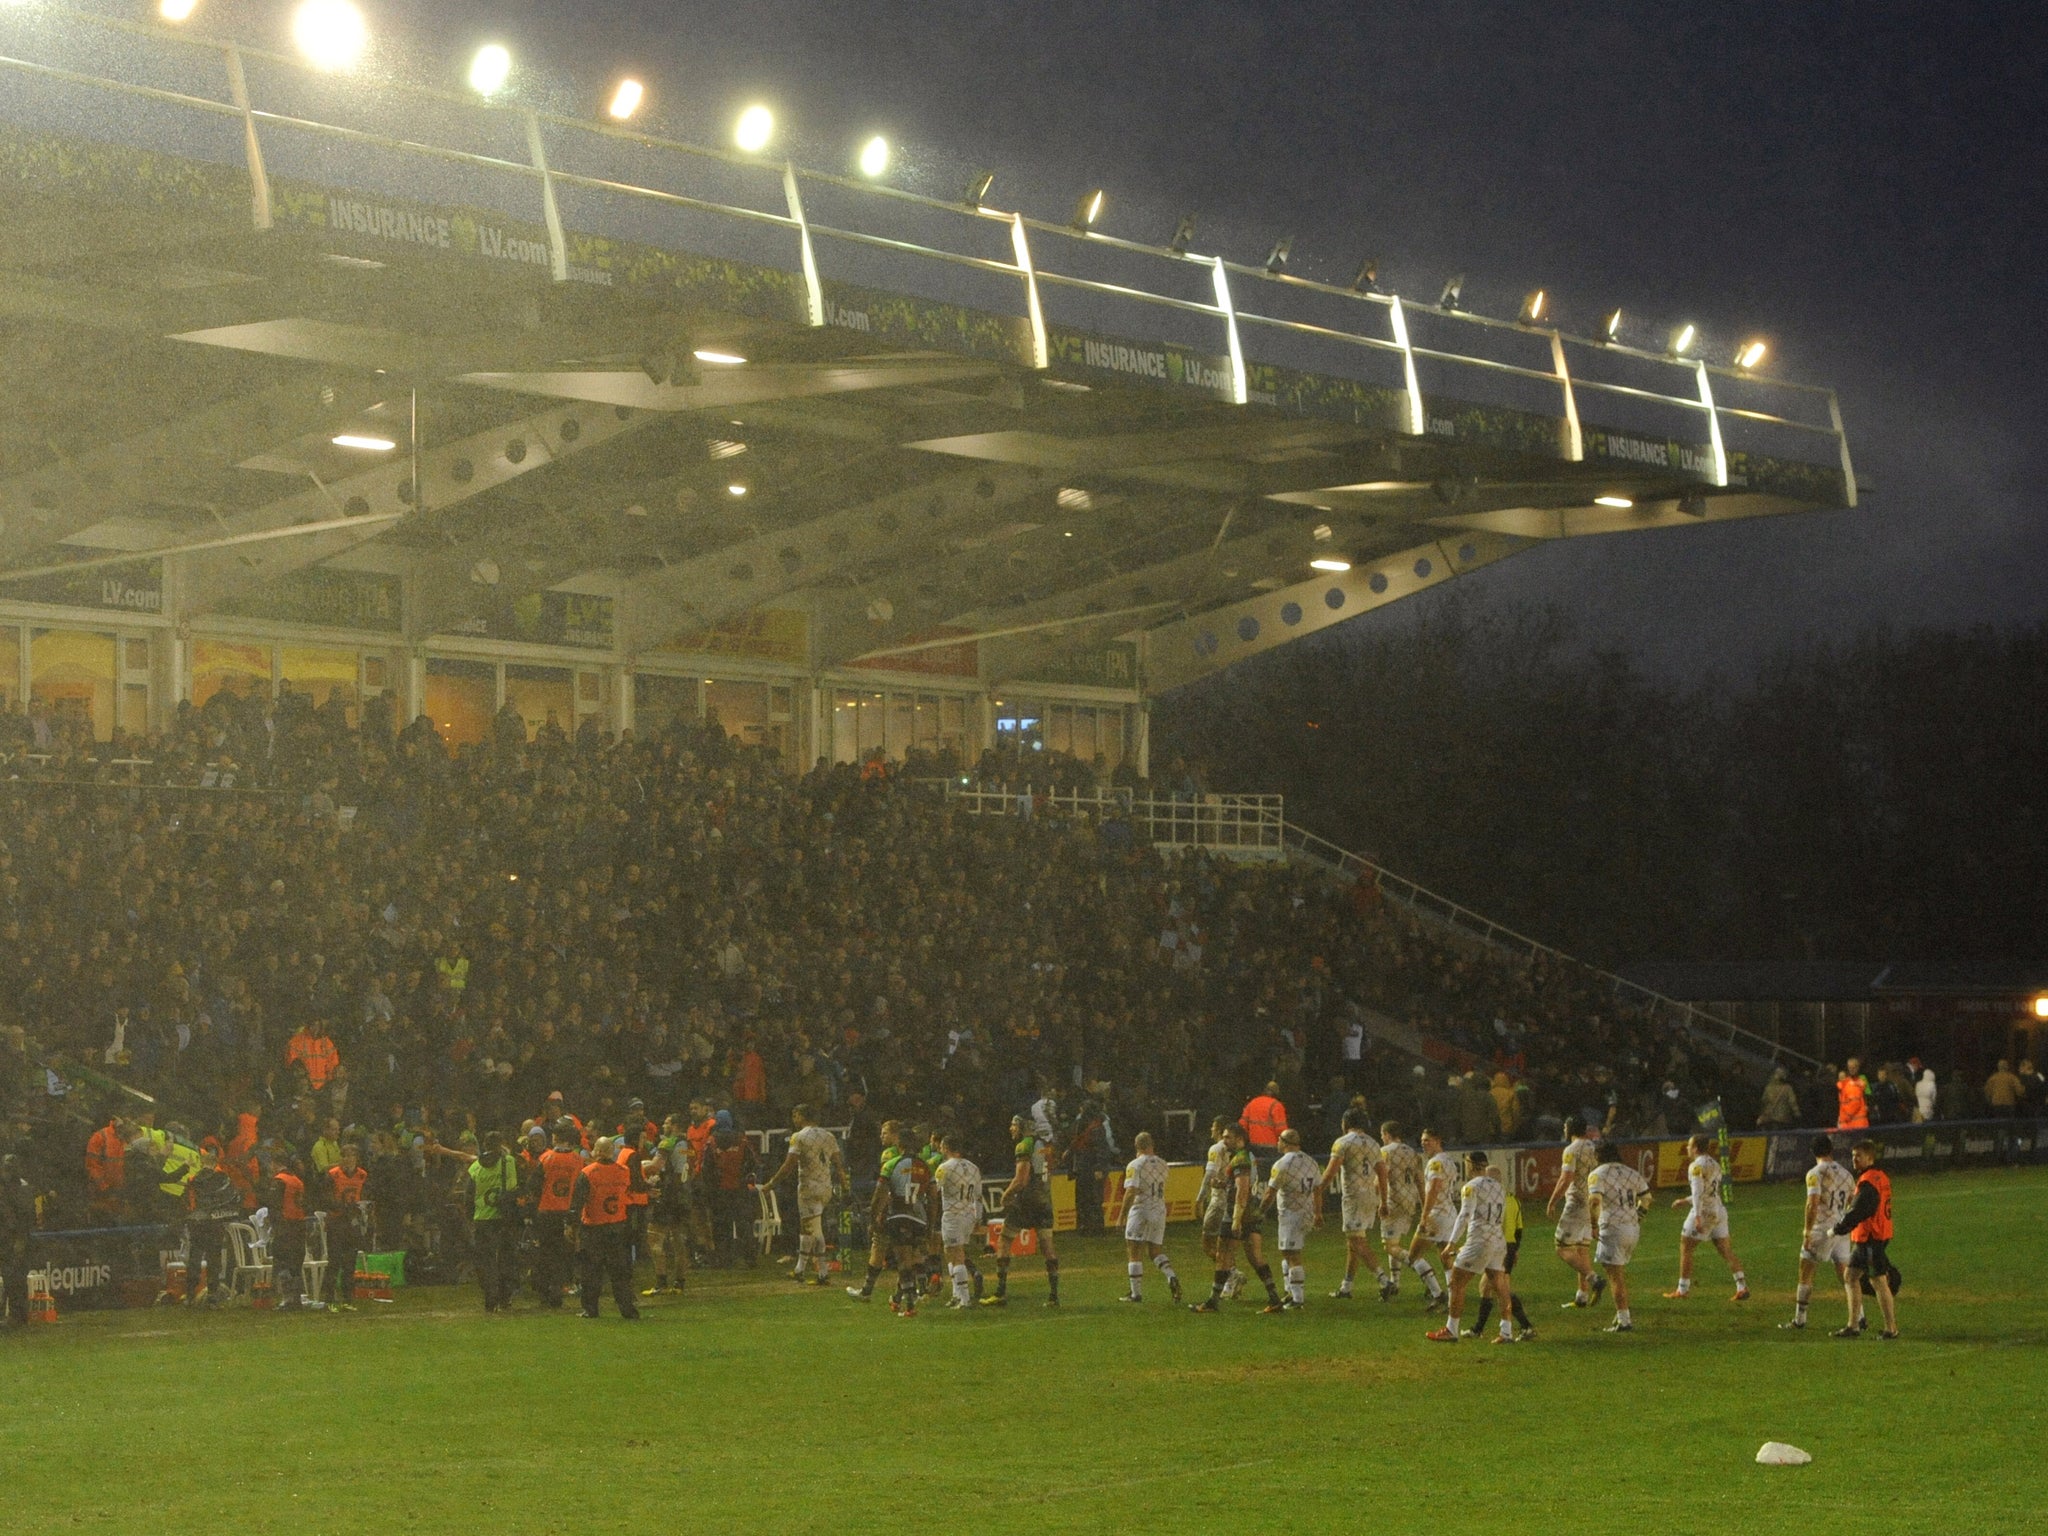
332, 434, 397, 451
467, 43, 512, 98
734, 104, 774, 154
1593, 494, 1634, 509
606, 79, 644, 121
857, 135, 890, 179
692, 348, 746, 366
1309, 557, 1351, 572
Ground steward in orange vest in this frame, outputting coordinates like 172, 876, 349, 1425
270, 1161, 310, 1309
1833, 1140, 1899, 1338
569, 1140, 640, 1320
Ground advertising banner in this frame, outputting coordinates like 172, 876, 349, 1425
26, 1223, 175, 1312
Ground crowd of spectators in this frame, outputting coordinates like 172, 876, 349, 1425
1, 681, 1805, 1242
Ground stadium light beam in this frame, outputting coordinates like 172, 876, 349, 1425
1604, 308, 1624, 343
468, 44, 512, 99
607, 78, 645, 121
1520, 289, 1547, 324
1735, 339, 1768, 370
1438, 273, 1465, 311
857, 135, 890, 179
1070, 189, 1105, 231
734, 103, 775, 154
159, 0, 200, 21
1669, 322, 1698, 357
963, 169, 996, 208
292, 0, 368, 73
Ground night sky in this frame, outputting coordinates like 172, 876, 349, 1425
246, 0, 2048, 676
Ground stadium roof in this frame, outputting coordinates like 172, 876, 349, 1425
0, 5, 1856, 695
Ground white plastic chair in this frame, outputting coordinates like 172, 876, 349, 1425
298, 1214, 331, 1307
753, 1187, 783, 1256
226, 1222, 272, 1301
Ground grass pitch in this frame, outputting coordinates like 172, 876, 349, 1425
4, 1168, 2042, 1535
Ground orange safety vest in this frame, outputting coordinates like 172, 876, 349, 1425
1241, 1095, 1287, 1147
1836, 1076, 1869, 1130
538, 1148, 584, 1213
1851, 1167, 1893, 1242
290, 1033, 341, 1090
615, 1144, 649, 1207
329, 1165, 368, 1206
86, 1122, 126, 1191
275, 1171, 307, 1223
579, 1161, 631, 1227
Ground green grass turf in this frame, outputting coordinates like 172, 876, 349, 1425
3, 1166, 2042, 1535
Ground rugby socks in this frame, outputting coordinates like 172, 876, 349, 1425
1208, 1268, 1231, 1302
1510, 1293, 1530, 1331
950, 1263, 972, 1306
1254, 1263, 1280, 1305
1616, 1307, 1631, 1325
993, 1255, 1010, 1298
1286, 1265, 1306, 1306
1444, 1315, 1461, 1339
1794, 1282, 1812, 1325
1733, 1269, 1747, 1291
1127, 1261, 1145, 1300
1153, 1253, 1180, 1299
895, 1267, 920, 1311
1045, 1257, 1060, 1302
1674, 1277, 1692, 1296
859, 1264, 883, 1298
1411, 1258, 1443, 1299
966, 1259, 983, 1300
1476, 1297, 1494, 1330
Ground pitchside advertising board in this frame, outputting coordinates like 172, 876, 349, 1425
26, 1224, 177, 1313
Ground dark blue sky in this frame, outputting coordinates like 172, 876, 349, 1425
261, 0, 2048, 674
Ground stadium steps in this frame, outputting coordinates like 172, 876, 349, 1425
1280, 822, 1820, 1075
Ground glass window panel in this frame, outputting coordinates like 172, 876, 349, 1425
831, 688, 860, 764
32, 629, 118, 742
118, 683, 149, 741
1074, 707, 1098, 763
0, 628, 19, 712
705, 679, 771, 747
633, 674, 698, 739
278, 646, 360, 714
423, 658, 495, 748
1101, 710, 1125, 768
505, 663, 574, 741
190, 639, 271, 711
941, 694, 965, 733
887, 693, 915, 760
856, 690, 885, 759
1048, 705, 1074, 756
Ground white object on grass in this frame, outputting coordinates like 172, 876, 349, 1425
1756, 1443, 1812, 1466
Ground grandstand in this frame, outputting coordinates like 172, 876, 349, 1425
0, 3, 1854, 776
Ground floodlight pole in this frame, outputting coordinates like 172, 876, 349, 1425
1694, 360, 1729, 487
523, 109, 570, 283
1209, 258, 1248, 406
221, 45, 272, 231
1009, 215, 1049, 369
1549, 330, 1583, 461
1388, 296, 1426, 436
782, 163, 826, 327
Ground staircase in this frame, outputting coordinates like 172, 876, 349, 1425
1281, 822, 1822, 1075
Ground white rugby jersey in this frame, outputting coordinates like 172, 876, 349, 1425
1267, 1150, 1322, 1214
789, 1124, 840, 1193
1559, 1137, 1599, 1218
1805, 1158, 1856, 1231
1587, 1162, 1649, 1235
1331, 1131, 1383, 1206
936, 1155, 983, 1219
1453, 1172, 1506, 1244
1687, 1154, 1725, 1220
1382, 1141, 1423, 1213
1122, 1153, 1169, 1217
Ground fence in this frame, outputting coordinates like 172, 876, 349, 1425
931, 781, 1285, 854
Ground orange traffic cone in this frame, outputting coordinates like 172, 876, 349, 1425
253, 1277, 274, 1311
28, 1274, 58, 1324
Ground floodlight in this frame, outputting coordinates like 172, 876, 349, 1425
1603, 308, 1623, 343
159, 0, 199, 21
468, 44, 512, 99
1309, 557, 1351, 572
1735, 339, 1768, 370
2035, 993, 2048, 1019
734, 104, 774, 154
1350, 258, 1381, 293
1070, 189, 1105, 230
1438, 273, 1465, 310
1593, 494, 1633, 509
692, 349, 747, 366
727, 483, 748, 498
857, 135, 890, 179
963, 170, 996, 208
1264, 237, 1293, 275
292, 0, 368, 73
333, 434, 397, 451
1519, 289, 1547, 324
607, 79, 645, 121
1669, 322, 1697, 356
1168, 214, 1198, 254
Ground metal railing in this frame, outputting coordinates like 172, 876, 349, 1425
0, 4, 1851, 493
931, 781, 1285, 853
1282, 821, 1822, 1072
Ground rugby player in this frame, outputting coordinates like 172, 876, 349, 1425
934, 1133, 985, 1309
877, 1140, 934, 1317
1319, 1108, 1394, 1300
1585, 1141, 1650, 1332
1474, 1179, 1536, 1342
1545, 1114, 1606, 1309
1193, 1123, 1282, 1311
847, 1120, 908, 1302
981, 1113, 1060, 1307
1664, 1133, 1750, 1300
1781, 1133, 1856, 1330
1196, 1115, 1246, 1300
1117, 1131, 1181, 1303
1378, 1122, 1425, 1299
1426, 1150, 1512, 1343
1404, 1129, 1458, 1309
761, 1104, 846, 1286
1259, 1129, 1321, 1311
